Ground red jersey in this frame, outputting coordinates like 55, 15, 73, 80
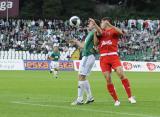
98, 28, 119, 54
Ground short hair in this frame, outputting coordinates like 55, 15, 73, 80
101, 17, 112, 24
94, 19, 100, 26
88, 19, 100, 26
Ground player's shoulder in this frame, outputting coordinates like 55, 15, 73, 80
87, 31, 94, 36
102, 29, 109, 34
90, 31, 94, 34
85, 31, 94, 41
111, 27, 118, 32
104, 28, 118, 35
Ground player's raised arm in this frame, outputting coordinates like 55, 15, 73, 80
48, 56, 54, 60
106, 20, 124, 35
89, 18, 102, 36
69, 39, 84, 48
113, 26, 124, 35
93, 32, 99, 46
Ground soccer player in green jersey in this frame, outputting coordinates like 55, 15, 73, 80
70, 19, 100, 105
48, 46, 60, 78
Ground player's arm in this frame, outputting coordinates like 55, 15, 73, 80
106, 21, 124, 35
93, 32, 99, 46
89, 18, 102, 36
47, 56, 54, 60
113, 26, 124, 35
69, 39, 84, 48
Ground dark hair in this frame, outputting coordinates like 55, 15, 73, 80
101, 17, 112, 24
88, 19, 100, 26
94, 19, 100, 26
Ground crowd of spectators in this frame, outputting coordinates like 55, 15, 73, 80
115, 19, 160, 61
0, 18, 160, 61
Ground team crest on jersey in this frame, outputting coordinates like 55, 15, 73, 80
101, 40, 112, 47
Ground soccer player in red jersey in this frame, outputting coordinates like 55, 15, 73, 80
89, 17, 136, 106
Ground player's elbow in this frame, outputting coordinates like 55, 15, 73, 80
94, 37, 99, 46
80, 43, 84, 48
119, 32, 124, 36
94, 40, 99, 46
122, 30, 126, 35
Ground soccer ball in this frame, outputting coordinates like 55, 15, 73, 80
69, 16, 81, 27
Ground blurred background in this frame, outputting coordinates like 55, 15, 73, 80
0, 0, 160, 62
19, 0, 160, 19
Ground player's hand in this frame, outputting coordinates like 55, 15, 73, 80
89, 18, 96, 25
106, 20, 112, 27
69, 39, 77, 45
122, 29, 127, 35
47, 56, 52, 60
69, 39, 76, 43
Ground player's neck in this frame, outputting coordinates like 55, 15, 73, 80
105, 26, 112, 30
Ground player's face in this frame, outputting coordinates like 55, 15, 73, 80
100, 20, 107, 29
101, 20, 109, 29
87, 21, 94, 31
53, 47, 59, 52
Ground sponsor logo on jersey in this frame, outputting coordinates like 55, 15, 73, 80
101, 40, 112, 47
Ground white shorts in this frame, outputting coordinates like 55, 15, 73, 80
50, 61, 59, 69
79, 54, 95, 76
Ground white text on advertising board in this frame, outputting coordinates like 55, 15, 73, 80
0, 1, 13, 11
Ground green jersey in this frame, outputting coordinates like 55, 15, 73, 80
50, 52, 60, 61
82, 31, 95, 57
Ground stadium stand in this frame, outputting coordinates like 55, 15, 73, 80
0, 19, 160, 61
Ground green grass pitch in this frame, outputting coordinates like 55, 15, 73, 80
0, 71, 160, 117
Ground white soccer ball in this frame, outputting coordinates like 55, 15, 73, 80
69, 16, 81, 27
